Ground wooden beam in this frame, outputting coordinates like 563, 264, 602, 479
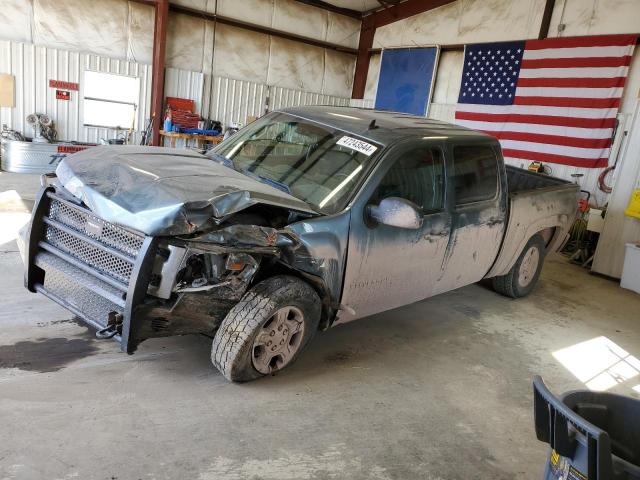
150, 0, 168, 146
538, 0, 556, 39
352, 0, 456, 99
293, 0, 362, 19
169, 3, 358, 55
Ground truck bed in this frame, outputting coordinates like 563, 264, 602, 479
486, 166, 579, 278
505, 165, 573, 193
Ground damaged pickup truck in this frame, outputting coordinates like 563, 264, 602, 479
20, 106, 579, 382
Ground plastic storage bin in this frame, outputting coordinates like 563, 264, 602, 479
533, 376, 640, 480
621, 243, 640, 294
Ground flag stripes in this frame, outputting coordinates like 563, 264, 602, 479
455, 34, 637, 168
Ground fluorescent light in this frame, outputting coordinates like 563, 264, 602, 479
319, 165, 363, 208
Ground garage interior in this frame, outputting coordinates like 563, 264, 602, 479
1, 0, 640, 479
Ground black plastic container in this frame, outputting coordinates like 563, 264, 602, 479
533, 376, 640, 480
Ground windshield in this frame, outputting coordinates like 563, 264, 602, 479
208, 112, 380, 214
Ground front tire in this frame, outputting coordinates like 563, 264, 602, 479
211, 275, 321, 382
492, 234, 546, 298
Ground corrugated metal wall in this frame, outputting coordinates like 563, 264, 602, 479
0, 42, 352, 152
165, 67, 352, 130
0, 41, 151, 144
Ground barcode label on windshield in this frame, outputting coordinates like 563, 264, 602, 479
337, 136, 377, 156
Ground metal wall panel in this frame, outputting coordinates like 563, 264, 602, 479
164, 67, 204, 113
349, 99, 374, 108
0, 40, 350, 152
207, 76, 269, 128
0, 40, 151, 145
205, 76, 350, 128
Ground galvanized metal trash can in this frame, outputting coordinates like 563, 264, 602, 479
0, 139, 95, 174
533, 376, 640, 480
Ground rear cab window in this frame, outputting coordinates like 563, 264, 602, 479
451, 144, 499, 205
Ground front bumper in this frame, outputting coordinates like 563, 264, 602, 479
25, 186, 157, 353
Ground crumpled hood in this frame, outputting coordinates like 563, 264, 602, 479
56, 145, 316, 236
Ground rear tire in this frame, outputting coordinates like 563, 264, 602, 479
211, 275, 321, 382
492, 234, 546, 298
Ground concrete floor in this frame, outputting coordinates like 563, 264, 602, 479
1, 171, 639, 480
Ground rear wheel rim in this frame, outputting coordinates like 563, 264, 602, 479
252, 306, 305, 374
518, 246, 540, 288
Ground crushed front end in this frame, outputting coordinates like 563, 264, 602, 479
23, 184, 273, 353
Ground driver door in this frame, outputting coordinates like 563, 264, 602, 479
337, 140, 451, 323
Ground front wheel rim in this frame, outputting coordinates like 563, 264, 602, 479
518, 246, 540, 287
252, 306, 305, 374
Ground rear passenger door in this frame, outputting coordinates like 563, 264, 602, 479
432, 142, 507, 294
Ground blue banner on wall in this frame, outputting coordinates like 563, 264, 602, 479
374, 47, 439, 116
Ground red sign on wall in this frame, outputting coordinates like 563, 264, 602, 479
56, 90, 70, 100
49, 79, 79, 91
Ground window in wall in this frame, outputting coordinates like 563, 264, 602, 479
372, 146, 445, 212
451, 145, 499, 205
83, 71, 140, 129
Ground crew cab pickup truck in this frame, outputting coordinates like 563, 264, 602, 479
20, 106, 579, 382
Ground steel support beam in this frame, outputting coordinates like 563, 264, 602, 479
293, 0, 362, 19
351, 0, 456, 99
538, 0, 556, 39
352, 16, 375, 101
149, 0, 168, 146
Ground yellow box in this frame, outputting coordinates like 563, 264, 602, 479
624, 189, 640, 219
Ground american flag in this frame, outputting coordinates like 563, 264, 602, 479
455, 35, 637, 168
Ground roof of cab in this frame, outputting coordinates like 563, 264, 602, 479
277, 106, 493, 146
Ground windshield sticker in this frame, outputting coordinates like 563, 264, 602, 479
337, 136, 377, 156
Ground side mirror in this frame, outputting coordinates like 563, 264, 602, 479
367, 197, 423, 229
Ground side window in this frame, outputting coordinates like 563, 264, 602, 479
452, 145, 499, 205
372, 147, 445, 212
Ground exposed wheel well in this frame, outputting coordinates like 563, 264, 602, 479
538, 226, 557, 248
253, 260, 335, 330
